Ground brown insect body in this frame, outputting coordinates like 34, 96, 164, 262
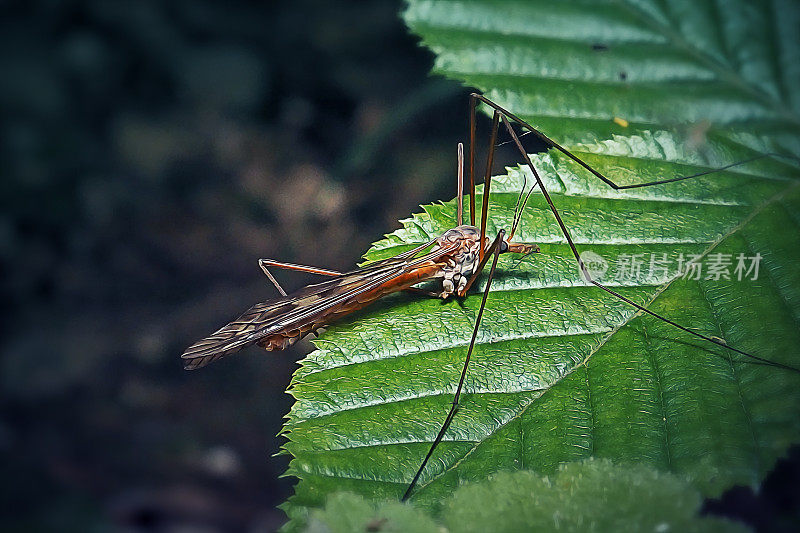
432, 225, 484, 297
181, 225, 533, 370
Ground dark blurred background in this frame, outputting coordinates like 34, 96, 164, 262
0, 1, 469, 530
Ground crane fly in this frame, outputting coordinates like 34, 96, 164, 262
182, 93, 800, 501
181, 139, 537, 371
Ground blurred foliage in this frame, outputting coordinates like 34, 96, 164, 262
289, 460, 748, 533
0, 0, 467, 530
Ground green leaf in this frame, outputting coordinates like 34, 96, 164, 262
280, 0, 800, 521
403, 0, 800, 148
289, 460, 748, 532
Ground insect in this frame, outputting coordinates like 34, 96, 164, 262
183, 93, 800, 501
181, 140, 537, 371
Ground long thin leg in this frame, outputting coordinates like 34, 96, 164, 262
259, 240, 437, 290
498, 114, 800, 374
402, 96, 798, 504
259, 258, 442, 299
479, 111, 500, 263
258, 259, 343, 296
402, 230, 505, 501
472, 93, 798, 190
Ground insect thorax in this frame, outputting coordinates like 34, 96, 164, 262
432, 225, 485, 297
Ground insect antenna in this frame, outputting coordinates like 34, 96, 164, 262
510, 179, 536, 241
496, 113, 800, 374
502, 121, 531, 241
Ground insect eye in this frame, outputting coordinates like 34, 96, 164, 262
500, 241, 509, 253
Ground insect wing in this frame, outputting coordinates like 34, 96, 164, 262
182, 243, 454, 370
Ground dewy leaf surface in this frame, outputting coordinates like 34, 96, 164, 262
281, 0, 800, 518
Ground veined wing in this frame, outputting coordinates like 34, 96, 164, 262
182, 241, 456, 370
